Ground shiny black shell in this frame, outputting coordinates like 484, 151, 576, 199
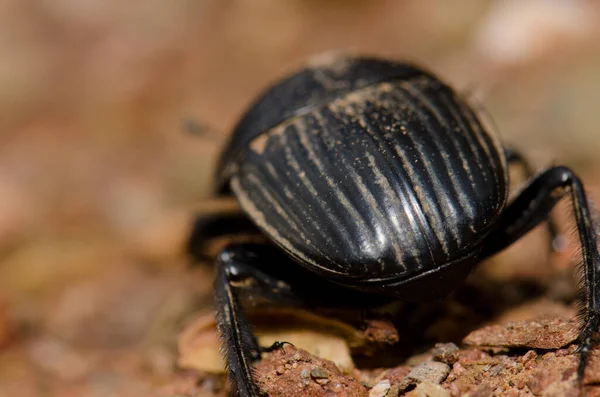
216, 55, 508, 293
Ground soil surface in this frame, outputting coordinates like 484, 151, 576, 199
1, 1, 600, 396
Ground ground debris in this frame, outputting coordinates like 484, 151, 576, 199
163, 311, 600, 396
255, 345, 368, 397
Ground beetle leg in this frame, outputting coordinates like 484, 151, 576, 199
504, 146, 562, 252
479, 165, 600, 383
214, 245, 266, 397
214, 242, 389, 396
187, 212, 260, 262
504, 146, 535, 176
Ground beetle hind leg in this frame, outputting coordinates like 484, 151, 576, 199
189, 212, 259, 262
504, 146, 563, 253
574, 308, 600, 383
479, 165, 600, 383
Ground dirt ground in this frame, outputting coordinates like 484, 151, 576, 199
1, 1, 600, 396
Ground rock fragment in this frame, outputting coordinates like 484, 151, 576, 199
369, 379, 390, 397
398, 361, 450, 392
463, 317, 578, 350
431, 343, 459, 365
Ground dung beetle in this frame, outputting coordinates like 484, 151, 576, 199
190, 54, 600, 396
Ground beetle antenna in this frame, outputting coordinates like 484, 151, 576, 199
461, 82, 481, 102
180, 118, 228, 144
464, 88, 508, 146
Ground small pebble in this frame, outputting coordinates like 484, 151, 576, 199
300, 368, 310, 387
315, 378, 330, 385
300, 368, 310, 379
310, 366, 329, 379
431, 343, 459, 365
398, 361, 451, 391
387, 385, 400, 397
410, 381, 451, 397
369, 379, 391, 397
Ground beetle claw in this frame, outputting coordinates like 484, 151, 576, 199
260, 341, 294, 353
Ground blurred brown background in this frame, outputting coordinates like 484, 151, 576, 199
0, 1, 599, 396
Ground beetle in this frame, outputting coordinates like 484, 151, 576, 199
189, 54, 600, 396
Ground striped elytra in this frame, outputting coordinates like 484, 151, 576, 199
216, 55, 509, 291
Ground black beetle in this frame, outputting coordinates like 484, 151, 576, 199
189, 54, 600, 396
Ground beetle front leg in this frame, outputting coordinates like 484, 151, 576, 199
479, 165, 600, 383
214, 248, 265, 397
214, 242, 387, 396
215, 245, 312, 396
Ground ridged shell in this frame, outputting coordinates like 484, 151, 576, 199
219, 56, 508, 282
